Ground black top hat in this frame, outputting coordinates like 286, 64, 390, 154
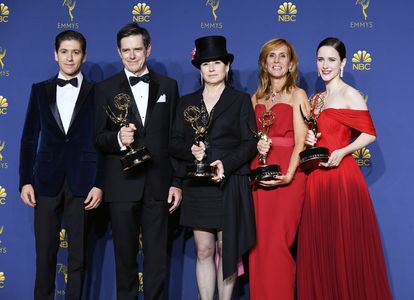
192, 35, 234, 68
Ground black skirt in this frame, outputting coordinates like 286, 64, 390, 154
180, 178, 224, 229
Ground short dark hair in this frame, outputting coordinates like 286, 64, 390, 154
317, 37, 346, 61
55, 30, 87, 53
117, 23, 151, 49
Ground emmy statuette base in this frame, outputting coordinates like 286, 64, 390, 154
250, 164, 281, 183
186, 162, 217, 179
121, 147, 151, 172
299, 147, 329, 173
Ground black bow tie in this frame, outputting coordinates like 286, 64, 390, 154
129, 73, 151, 86
57, 77, 78, 87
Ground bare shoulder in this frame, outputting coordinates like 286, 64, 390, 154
251, 92, 257, 103
291, 87, 309, 108
343, 85, 368, 110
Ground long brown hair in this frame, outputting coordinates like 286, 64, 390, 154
255, 38, 299, 100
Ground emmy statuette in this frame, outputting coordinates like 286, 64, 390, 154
299, 93, 329, 172
184, 105, 217, 178
105, 93, 151, 171
250, 110, 281, 183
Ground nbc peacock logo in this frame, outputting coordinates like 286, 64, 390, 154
0, 3, 9, 23
0, 271, 5, 288
353, 147, 371, 167
0, 95, 8, 115
0, 186, 6, 205
60, 229, 68, 248
132, 3, 151, 23
352, 50, 372, 71
277, 2, 297, 22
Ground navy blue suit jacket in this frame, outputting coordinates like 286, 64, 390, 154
19, 76, 103, 197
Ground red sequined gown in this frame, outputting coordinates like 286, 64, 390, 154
249, 103, 307, 300
297, 108, 393, 300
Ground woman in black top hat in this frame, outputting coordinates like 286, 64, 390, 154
169, 35, 257, 299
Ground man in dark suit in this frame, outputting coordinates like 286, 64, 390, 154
19, 30, 103, 300
94, 23, 182, 300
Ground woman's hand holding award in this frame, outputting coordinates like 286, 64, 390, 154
184, 105, 217, 178
250, 110, 281, 183
105, 93, 151, 171
299, 93, 329, 172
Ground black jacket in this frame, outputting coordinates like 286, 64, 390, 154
94, 70, 180, 202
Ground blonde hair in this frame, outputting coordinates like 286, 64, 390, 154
255, 38, 299, 100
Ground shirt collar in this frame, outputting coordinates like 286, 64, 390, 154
57, 71, 83, 87
124, 67, 149, 81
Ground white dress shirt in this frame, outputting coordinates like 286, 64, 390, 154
125, 67, 149, 125
56, 72, 83, 134
117, 68, 150, 150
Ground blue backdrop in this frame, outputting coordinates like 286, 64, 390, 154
0, 0, 413, 299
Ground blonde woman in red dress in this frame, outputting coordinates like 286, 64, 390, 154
249, 38, 308, 300
297, 37, 393, 300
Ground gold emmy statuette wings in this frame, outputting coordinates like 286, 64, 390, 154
62, 0, 76, 21
0, 49, 6, 69
0, 141, 5, 161
206, 0, 220, 21
356, 0, 370, 20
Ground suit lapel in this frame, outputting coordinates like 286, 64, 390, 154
144, 74, 160, 128
118, 73, 144, 129
210, 86, 237, 123
45, 77, 65, 134
67, 80, 92, 132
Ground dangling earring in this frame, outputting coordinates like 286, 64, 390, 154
340, 67, 344, 78
200, 72, 204, 85
317, 71, 321, 77
225, 71, 229, 82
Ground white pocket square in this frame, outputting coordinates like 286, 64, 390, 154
156, 94, 166, 103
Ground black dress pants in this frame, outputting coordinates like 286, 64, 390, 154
34, 181, 87, 300
109, 186, 168, 300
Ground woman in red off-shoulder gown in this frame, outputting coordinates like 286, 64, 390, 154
297, 37, 393, 300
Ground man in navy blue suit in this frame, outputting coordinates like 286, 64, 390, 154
19, 30, 103, 300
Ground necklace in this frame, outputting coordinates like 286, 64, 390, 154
270, 89, 282, 104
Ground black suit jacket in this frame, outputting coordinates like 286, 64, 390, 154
94, 70, 180, 202
19, 76, 103, 196
169, 86, 257, 178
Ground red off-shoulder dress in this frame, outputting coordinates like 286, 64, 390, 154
297, 109, 393, 300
